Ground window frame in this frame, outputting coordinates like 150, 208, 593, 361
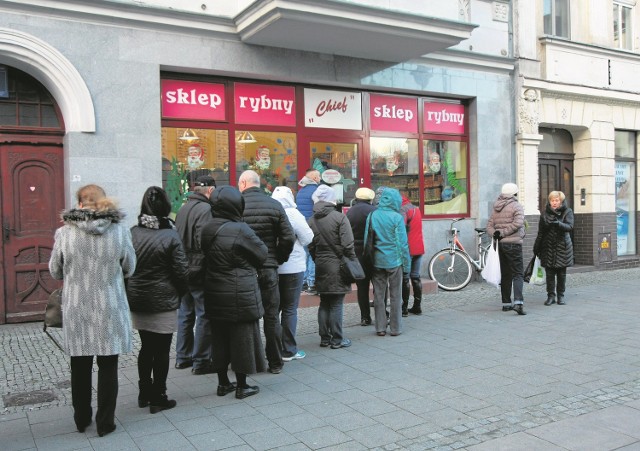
543, 0, 571, 39
613, 1, 634, 50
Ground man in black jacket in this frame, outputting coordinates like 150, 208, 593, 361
239, 170, 295, 374
174, 175, 216, 374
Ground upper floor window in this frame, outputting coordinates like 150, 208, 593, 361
543, 0, 570, 38
614, 2, 633, 50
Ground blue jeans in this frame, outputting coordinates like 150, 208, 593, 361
498, 242, 524, 305
318, 294, 345, 346
303, 247, 315, 287
278, 272, 304, 358
175, 285, 212, 370
372, 266, 403, 335
258, 268, 283, 369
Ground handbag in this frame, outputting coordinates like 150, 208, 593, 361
523, 255, 536, 283
481, 238, 501, 288
316, 217, 365, 283
43, 288, 65, 352
529, 256, 546, 285
362, 213, 376, 270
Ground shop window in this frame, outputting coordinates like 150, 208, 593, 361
370, 137, 419, 205
543, 0, 570, 39
161, 127, 230, 214
236, 131, 297, 195
614, 2, 633, 50
310, 141, 359, 206
614, 131, 637, 256
423, 140, 468, 216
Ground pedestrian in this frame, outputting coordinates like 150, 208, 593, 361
201, 186, 268, 399
296, 168, 321, 294
400, 195, 425, 315
308, 184, 354, 349
486, 182, 527, 315
272, 186, 314, 362
365, 188, 410, 336
239, 170, 295, 374
126, 187, 189, 414
48, 184, 136, 437
534, 190, 574, 306
174, 175, 216, 375
346, 187, 377, 326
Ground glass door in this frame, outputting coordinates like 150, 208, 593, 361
308, 139, 362, 208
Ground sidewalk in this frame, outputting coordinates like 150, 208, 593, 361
2, 267, 640, 450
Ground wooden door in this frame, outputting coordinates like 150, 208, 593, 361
0, 141, 64, 323
538, 153, 573, 211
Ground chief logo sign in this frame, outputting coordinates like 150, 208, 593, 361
161, 80, 226, 121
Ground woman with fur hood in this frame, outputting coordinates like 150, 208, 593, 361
49, 184, 136, 437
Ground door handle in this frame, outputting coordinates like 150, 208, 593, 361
3, 223, 11, 242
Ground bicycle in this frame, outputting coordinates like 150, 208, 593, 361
428, 218, 491, 291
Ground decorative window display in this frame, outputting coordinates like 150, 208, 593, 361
370, 137, 419, 205
423, 140, 468, 216
310, 141, 359, 206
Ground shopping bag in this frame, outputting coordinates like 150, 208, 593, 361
529, 257, 546, 285
481, 238, 501, 288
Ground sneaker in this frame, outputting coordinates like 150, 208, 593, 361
330, 338, 352, 349
282, 350, 306, 362
514, 304, 527, 315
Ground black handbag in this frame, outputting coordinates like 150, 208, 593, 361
362, 213, 376, 270
43, 288, 65, 352
523, 254, 536, 283
316, 217, 365, 283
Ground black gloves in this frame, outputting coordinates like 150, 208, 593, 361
493, 231, 501, 240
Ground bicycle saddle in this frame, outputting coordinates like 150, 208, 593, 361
475, 228, 486, 233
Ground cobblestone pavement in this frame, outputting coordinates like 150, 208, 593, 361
1, 267, 640, 450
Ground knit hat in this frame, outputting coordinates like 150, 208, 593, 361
501, 183, 518, 197
355, 187, 375, 201
312, 184, 337, 204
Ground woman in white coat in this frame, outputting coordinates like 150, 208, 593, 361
272, 186, 314, 361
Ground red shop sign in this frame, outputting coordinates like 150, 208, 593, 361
423, 102, 466, 134
161, 80, 226, 121
370, 94, 417, 133
234, 83, 296, 126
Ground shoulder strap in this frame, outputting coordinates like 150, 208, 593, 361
205, 222, 230, 250
317, 216, 343, 258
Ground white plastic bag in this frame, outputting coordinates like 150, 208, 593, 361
481, 238, 501, 288
529, 257, 546, 285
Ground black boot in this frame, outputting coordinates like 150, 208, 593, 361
408, 278, 422, 314
401, 273, 410, 316
545, 273, 556, 306
556, 271, 567, 305
138, 379, 152, 408
149, 383, 176, 414
544, 295, 556, 306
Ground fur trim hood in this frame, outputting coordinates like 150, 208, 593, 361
62, 208, 125, 235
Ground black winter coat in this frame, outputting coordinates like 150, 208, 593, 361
308, 201, 356, 295
534, 201, 574, 268
175, 192, 213, 284
127, 217, 189, 313
346, 200, 376, 256
202, 187, 268, 323
241, 186, 295, 268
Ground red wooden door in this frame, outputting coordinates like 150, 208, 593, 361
0, 141, 64, 323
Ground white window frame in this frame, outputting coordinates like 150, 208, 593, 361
614, 1, 634, 50
543, 0, 570, 38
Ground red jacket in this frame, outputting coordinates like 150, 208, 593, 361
400, 196, 425, 256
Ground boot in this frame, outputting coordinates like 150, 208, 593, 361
138, 379, 152, 408
545, 273, 556, 306
544, 295, 556, 306
556, 271, 567, 305
408, 278, 422, 314
149, 383, 176, 414
401, 273, 410, 315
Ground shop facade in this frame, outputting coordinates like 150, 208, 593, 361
0, 1, 514, 323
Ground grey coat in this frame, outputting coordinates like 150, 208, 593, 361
49, 208, 136, 356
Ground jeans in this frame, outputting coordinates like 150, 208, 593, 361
258, 268, 283, 369
303, 246, 315, 287
318, 294, 345, 346
402, 255, 423, 310
498, 242, 524, 305
175, 285, 212, 370
279, 272, 304, 358
71, 355, 118, 431
138, 330, 172, 391
372, 266, 403, 334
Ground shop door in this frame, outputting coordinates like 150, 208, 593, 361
538, 153, 574, 211
0, 140, 64, 324
307, 138, 363, 210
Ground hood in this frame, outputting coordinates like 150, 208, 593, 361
493, 194, 517, 212
378, 188, 402, 212
210, 186, 243, 221
298, 175, 319, 187
401, 194, 411, 206
271, 186, 296, 209
62, 208, 124, 235
312, 201, 337, 219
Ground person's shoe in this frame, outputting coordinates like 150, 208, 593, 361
267, 366, 283, 374
408, 307, 422, 315
217, 382, 237, 396
402, 309, 409, 317
544, 295, 556, 306
514, 304, 527, 315
556, 296, 566, 305
376, 331, 386, 336
320, 341, 330, 347
360, 318, 372, 326
330, 338, 352, 349
390, 331, 401, 336
302, 282, 309, 291
97, 423, 116, 437
75, 418, 91, 433
175, 360, 193, 369
306, 285, 318, 295
502, 305, 514, 312
149, 392, 177, 414
192, 364, 215, 375
282, 350, 306, 362
236, 385, 259, 399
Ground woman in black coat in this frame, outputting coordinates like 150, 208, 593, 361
534, 191, 574, 306
127, 186, 189, 414
201, 186, 268, 399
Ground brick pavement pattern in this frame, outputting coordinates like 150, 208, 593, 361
1, 267, 640, 450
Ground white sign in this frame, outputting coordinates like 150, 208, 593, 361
304, 88, 362, 130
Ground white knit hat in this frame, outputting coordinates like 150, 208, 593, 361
501, 183, 518, 197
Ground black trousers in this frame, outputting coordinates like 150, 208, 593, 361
70, 355, 119, 430
138, 330, 172, 391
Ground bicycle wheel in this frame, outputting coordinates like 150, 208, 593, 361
428, 249, 473, 291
